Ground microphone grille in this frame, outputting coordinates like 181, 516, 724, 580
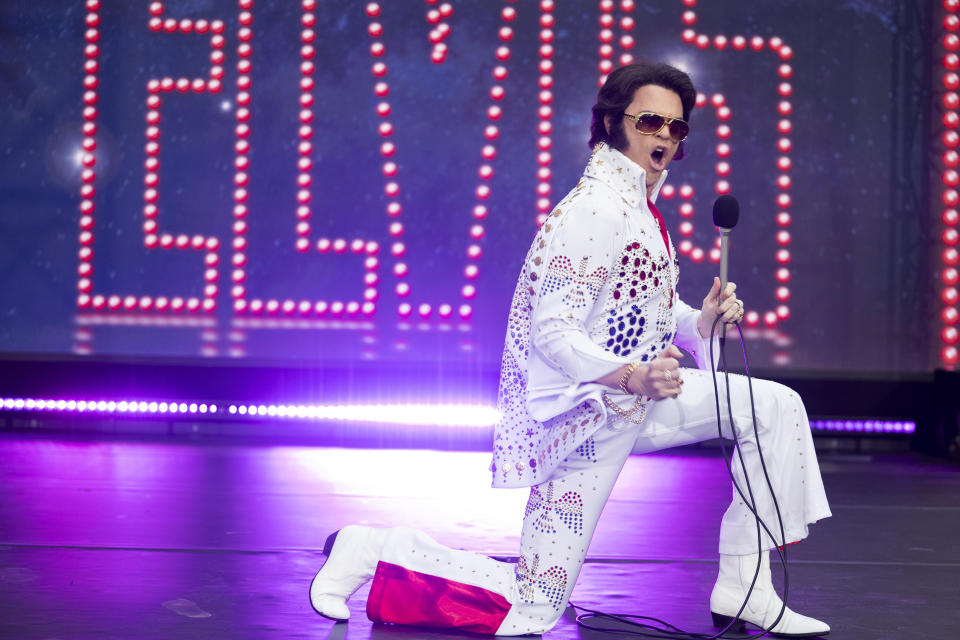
712, 195, 740, 229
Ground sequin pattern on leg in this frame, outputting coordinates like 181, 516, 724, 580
525, 482, 584, 536
516, 554, 568, 610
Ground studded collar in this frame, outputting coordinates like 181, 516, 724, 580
582, 142, 668, 210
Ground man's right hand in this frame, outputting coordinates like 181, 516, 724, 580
627, 345, 685, 400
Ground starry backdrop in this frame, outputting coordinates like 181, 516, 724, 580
0, 0, 935, 375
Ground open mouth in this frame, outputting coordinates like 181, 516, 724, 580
650, 147, 666, 169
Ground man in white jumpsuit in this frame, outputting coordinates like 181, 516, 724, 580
309, 61, 832, 638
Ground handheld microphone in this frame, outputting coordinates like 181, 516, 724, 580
712, 195, 740, 347
712, 195, 740, 292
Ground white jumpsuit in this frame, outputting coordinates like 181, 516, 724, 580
363, 143, 831, 635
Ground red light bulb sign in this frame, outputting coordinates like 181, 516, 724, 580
79, 0, 525, 324
941, 0, 960, 368
78, 0, 224, 315
356, 0, 514, 321
532, 1, 557, 228
77, 0, 796, 346
668, 0, 795, 330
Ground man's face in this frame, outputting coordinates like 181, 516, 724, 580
611, 84, 685, 195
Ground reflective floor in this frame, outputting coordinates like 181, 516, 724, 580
0, 434, 957, 639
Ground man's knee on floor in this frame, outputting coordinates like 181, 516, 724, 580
494, 603, 566, 636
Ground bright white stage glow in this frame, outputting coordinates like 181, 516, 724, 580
664, 53, 696, 77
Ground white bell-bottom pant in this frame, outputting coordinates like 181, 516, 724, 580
363, 370, 831, 635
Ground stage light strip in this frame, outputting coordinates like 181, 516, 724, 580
809, 419, 916, 435
0, 398, 218, 415
0, 397, 914, 433
0, 398, 496, 427
225, 403, 498, 426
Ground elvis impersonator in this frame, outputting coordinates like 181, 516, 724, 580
310, 62, 832, 637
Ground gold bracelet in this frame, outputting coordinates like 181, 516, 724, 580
618, 362, 642, 395
601, 391, 650, 425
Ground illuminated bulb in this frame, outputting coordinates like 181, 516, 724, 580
943, 346, 959, 366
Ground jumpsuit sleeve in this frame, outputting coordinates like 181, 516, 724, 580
525, 199, 626, 421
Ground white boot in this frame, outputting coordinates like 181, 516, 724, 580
710, 550, 830, 638
309, 525, 389, 621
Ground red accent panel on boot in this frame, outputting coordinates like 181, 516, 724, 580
366, 561, 511, 634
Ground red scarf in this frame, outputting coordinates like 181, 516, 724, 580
647, 198, 671, 258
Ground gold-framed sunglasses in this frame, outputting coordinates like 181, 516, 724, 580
623, 112, 690, 142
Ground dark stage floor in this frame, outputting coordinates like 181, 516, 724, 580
0, 434, 957, 640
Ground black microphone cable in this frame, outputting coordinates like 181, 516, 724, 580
709, 314, 789, 636
569, 314, 789, 639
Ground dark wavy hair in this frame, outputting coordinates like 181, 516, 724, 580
589, 62, 697, 160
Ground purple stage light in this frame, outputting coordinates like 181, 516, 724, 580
0, 398, 915, 433
810, 419, 916, 434
0, 397, 495, 427
222, 402, 499, 427
0, 397, 219, 417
